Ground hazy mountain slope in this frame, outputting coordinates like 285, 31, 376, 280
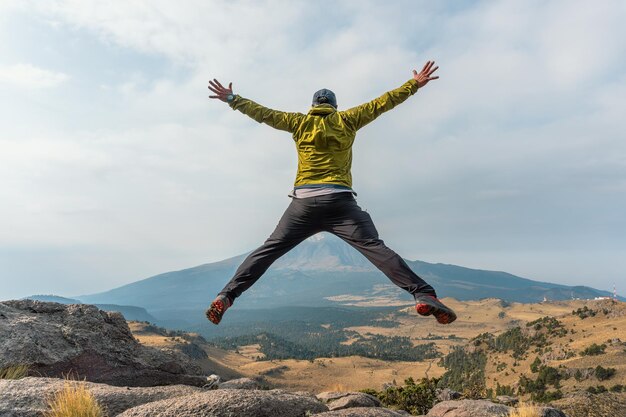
78, 233, 619, 323
405, 261, 606, 302
79, 254, 245, 312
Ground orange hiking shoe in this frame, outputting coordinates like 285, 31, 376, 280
206, 295, 231, 325
415, 294, 457, 324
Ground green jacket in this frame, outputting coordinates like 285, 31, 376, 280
229, 78, 419, 188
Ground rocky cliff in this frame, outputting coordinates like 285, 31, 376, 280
0, 300, 206, 387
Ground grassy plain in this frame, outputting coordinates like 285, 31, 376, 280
130, 298, 626, 394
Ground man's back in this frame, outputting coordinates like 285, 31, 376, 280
227, 79, 420, 188
292, 103, 357, 187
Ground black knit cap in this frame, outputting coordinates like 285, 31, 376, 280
312, 89, 337, 108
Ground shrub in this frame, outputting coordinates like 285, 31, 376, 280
44, 380, 106, 417
0, 364, 29, 379
595, 365, 616, 381
532, 389, 562, 403
526, 317, 565, 334
438, 347, 487, 393
581, 343, 606, 356
574, 369, 585, 382
538, 366, 562, 387
362, 377, 438, 415
517, 366, 564, 402
572, 306, 596, 319
530, 357, 542, 373
609, 384, 624, 393
494, 327, 531, 359
586, 385, 607, 394
496, 382, 515, 396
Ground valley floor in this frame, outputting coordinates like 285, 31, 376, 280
130, 298, 626, 396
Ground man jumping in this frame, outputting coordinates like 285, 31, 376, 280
206, 61, 456, 326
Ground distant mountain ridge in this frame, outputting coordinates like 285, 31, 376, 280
76, 233, 620, 327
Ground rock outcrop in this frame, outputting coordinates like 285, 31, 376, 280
0, 300, 206, 386
316, 391, 381, 410
116, 389, 328, 417
426, 400, 567, 417
494, 395, 518, 406
0, 376, 577, 417
534, 408, 568, 417
436, 388, 462, 401
219, 377, 261, 390
426, 400, 510, 416
551, 392, 626, 417
314, 408, 413, 416
0, 377, 202, 417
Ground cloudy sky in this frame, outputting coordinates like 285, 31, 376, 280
1, 0, 625, 300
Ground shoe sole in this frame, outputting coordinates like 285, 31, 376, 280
415, 296, 457, 325
206, 299, 226, 325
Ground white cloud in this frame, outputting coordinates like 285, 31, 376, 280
0, 63, 69, 88
1, 0, 625, 299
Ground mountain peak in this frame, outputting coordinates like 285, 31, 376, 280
306, 233, 326, 242
271, 232, 375, 271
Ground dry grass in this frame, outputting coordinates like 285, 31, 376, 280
508, 403, 542, 417
0, 364, 30, 379
328, 383, 349, 392
44, 380, 106, 417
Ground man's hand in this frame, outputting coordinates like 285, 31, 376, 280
208, 79, 233, 102
412, 61, 439, 88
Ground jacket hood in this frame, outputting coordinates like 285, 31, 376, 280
308, 104, 337, 116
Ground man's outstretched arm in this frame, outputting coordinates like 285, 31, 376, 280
341, 61, 439, 131
208, 79, 304, 133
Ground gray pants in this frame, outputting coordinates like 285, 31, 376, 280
219, 192, 436, 303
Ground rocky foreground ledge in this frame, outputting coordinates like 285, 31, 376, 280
0, 377, 570, 417
0, 300, 570, 416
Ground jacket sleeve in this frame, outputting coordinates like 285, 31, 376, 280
229, 95, 305, 133
340, 79, 419, 131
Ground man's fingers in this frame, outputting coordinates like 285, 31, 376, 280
421, 61, 430, 73
427, 65, 439, 76
208, 80, 224, 91
427, 76, 439, 81
209, 95, 220, 99
228, 82, 232, 91
213, 79, 225, 89
208, 85, 222, 94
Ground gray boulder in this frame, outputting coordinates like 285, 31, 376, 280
117, 389, 328, 416
0, 300, 206, 386
437, 388, 462, 401
317, 392, 381, 411
426, 400, 567, 417
495, 395, 518, 406
426, 400, 511, 416
0, 377, 202, 417
533, 407, 568, 417
219, 377, 261, 390
317, 391, 381, 410
314, 408, 414, 416
327, 394, 381, 410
